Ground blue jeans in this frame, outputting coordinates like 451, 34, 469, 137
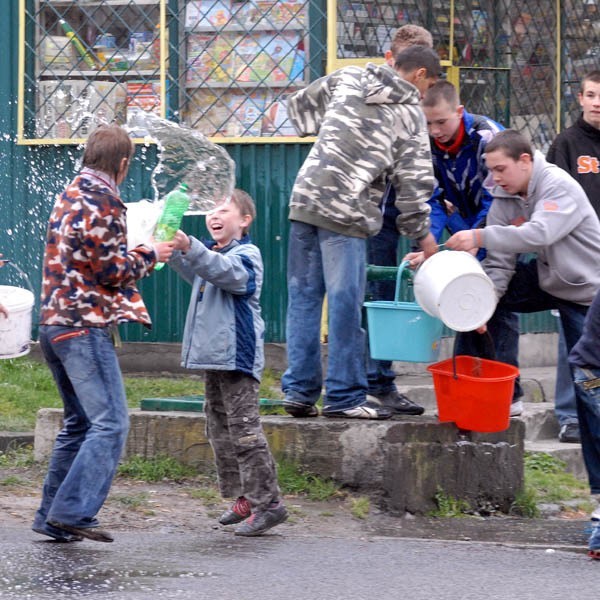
555, 323, 578, 426
456, 258, 587, 401
282, 221, 367, 412
34, 325, 130, 529
572, 367, 600, 495
366, 216, 400, 396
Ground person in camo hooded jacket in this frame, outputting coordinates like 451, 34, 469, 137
281, 45, 440, 420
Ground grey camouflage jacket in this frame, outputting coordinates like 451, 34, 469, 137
286, 63, 433, 239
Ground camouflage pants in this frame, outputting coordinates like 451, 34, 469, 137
204, 370, 281, 510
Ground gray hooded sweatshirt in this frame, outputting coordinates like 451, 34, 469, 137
482, 150, 600, 305
286, 63, 433, 240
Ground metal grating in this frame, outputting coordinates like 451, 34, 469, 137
334, 0, 600, 144
24, 0, 163, 140
22, 0, 327, 141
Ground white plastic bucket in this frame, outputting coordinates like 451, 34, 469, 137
413, 250, 497, 332
0, 285, 35, 359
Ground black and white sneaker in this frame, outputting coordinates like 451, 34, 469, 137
558, 422, 581, 443
323, 400, 392, 420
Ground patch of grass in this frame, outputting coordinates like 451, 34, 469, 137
188, 487, 221, 505
511, 486, 540, 518
117, 455, 196, 482
350, 496, 370, 519
0, 475, 28, 487
112, 492, 150, 509
277, 459, 341, 501
0, 446, 35, 468
123, 376, 202, 405
0, 358, 207, 430
428, 489, 471, 517
523, 452, 589, 504
259, 368, 284, 401
0, 360, 62, 430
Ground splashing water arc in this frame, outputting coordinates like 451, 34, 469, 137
126, 112, 235, 213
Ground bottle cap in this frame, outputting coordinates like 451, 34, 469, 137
180, 183, 189, 192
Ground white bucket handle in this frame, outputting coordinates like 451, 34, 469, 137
3, 261, 34, 293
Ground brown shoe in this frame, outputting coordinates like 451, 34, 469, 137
48, 521, 114, 543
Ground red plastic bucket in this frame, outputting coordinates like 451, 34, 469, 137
427, 356, 519, 433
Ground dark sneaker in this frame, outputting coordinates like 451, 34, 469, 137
559, 422, 581, 443
283, 402, 319, 418
47, 521, 113, 543
369, 391, 425, 416
219, 496, 252, 525
32, 522, 83, 543
234, 502, 288, 537
323, 400, 392, 420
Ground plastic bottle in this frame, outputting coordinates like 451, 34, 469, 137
153, 183, 190, 271
59, 19, 96, 69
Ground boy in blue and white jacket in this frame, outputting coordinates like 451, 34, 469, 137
169, 189, 287, 537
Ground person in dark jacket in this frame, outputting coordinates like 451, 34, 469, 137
546, 70, 600, 443
570, 288, 600, 559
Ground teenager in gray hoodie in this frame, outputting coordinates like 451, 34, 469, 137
443, 129, 600, 418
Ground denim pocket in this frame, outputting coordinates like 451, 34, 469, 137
50, 327, 98, 384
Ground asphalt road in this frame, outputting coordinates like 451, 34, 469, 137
0, 526, 598, 600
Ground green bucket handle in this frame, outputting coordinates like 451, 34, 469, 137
393, 260, 412, 304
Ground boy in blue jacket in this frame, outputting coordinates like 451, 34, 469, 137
169, 189, 287, 537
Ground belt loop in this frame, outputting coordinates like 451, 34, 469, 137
109, 325, 122, 348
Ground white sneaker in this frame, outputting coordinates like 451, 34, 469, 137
509, 400, 523, 417
591, 497, 600, 521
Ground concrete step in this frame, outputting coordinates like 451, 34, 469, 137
524, 439, 586, 480
516, 402, 560, 442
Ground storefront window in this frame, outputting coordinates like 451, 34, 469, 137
19, 0, 326, 143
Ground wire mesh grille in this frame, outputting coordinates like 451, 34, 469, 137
23, 0, 327, 140
21, 0, 600, 142
25, 0, 162, 139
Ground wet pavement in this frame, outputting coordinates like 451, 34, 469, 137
0, 520, 597, 600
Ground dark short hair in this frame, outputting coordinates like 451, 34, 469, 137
394, 46, 440, 79
422, 80, 460, 108
390, 24, 433, 60
484, 129, 533, 160
581, 70, 600, 93
230, 188, 256, 235
82, 124, 134, 179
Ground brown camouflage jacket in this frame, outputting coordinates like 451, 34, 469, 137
40, 168, 156, 327
287, 63, 433, 239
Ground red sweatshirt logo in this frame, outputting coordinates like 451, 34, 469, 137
577, 155, 600, 174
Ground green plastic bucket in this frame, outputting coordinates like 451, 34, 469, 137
364, 261, 444, 363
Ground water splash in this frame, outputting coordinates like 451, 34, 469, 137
126, 111, 235, 214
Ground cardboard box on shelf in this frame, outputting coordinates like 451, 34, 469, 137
42, 36, 75, 68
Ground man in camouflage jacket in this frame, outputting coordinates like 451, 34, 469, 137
281, 45, 440, 419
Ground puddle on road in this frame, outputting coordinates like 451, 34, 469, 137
0, 543, 214, 598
